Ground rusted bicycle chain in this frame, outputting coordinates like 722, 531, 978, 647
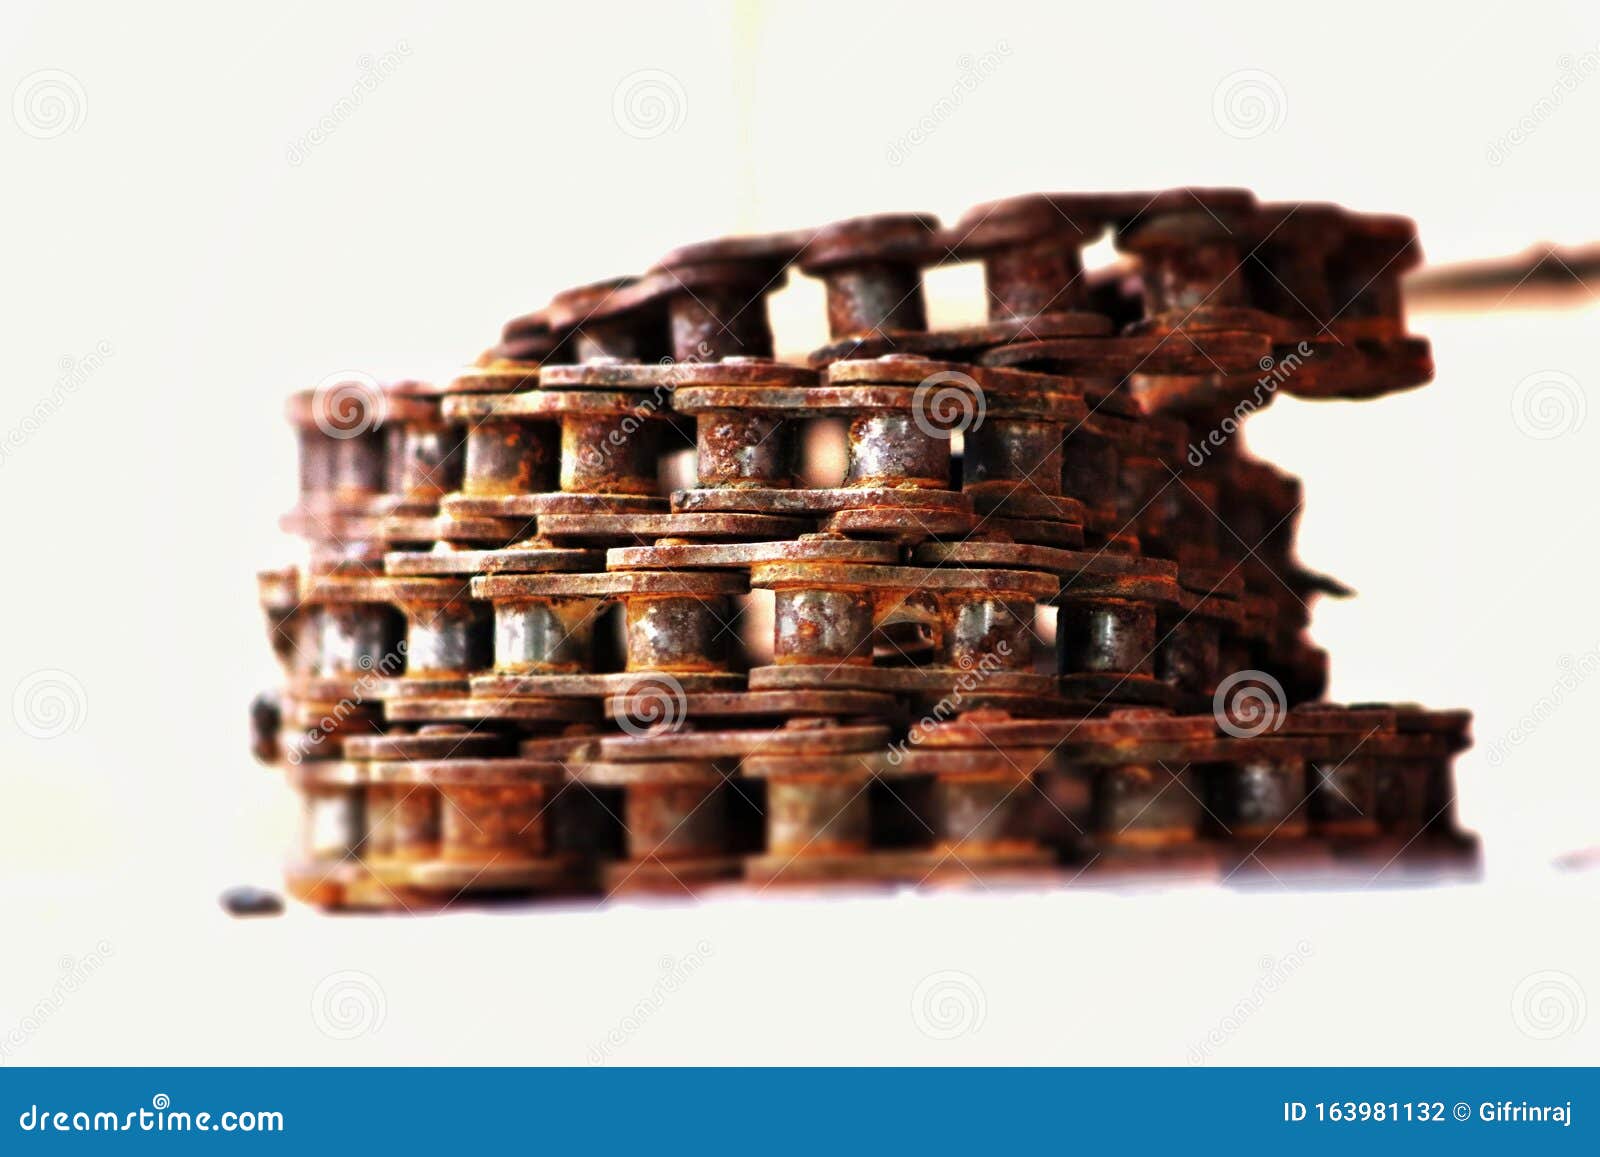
667, 357, 978, 540
255, 187, 1474, 910
284, 728, 588, 910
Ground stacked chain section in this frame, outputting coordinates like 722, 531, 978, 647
253, 188, 1476, 911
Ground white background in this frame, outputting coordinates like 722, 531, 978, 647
1, 0, 1596, 1065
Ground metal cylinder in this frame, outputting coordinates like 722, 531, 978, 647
439, 784, 551, 860
943, 596, 1036, 672
624, 595, 730, 672
315, 605, 402, 677
766, 777, 870, 856
366, 785, 440, 860
462, 417, 558, 496
1094, 763, 1200, 843
623, 782, 725, 860
822, 266, 927, 338
1158, 618, 1221, 692
562, 412, 661, 495
331, 430, 387, 501
1133, 238, 1249, 315
1058, 600, 1156, 675
982, 239, 1086, 321
296, 428, 338, 505
964, 418, 1064, 494
1309, 755, 1378, 834
1061, 427, 1119, 511
395, 595, 491, 677
385, 418, 463, 510
1213, 754, 1307, 838
694, 411, 792, 488
491, 598, 597, 674
937, 777, 1021, 851
772, 587, 875, 666
668, 287, 775, 362
846, 413, 948, 488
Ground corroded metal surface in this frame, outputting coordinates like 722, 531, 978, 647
255, 187, 1474, 910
